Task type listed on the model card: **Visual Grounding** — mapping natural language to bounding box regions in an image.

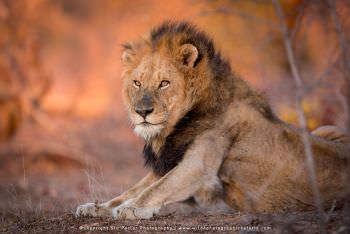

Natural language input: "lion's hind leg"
[194,177,233,214]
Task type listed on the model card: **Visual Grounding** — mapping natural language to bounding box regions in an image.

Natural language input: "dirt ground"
[1,117,350,233]
[1,203,350,233]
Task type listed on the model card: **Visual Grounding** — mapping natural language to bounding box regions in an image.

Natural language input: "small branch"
[325,200,337,222]
[272,1,327,233]
[327,0,350,72]
[4,46,27,86]
[327,0,350,133]
[305,48,340,93]
[291,0,308,43]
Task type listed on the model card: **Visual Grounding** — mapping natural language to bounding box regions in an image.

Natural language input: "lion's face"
[122,52,194,140]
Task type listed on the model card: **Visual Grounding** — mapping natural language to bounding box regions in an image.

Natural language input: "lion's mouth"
[138,121,165,126]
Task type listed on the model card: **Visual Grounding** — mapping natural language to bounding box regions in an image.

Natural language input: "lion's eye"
[133,80,141,88]
[159,80,170,89]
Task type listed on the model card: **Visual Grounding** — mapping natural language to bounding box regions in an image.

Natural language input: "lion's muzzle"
[135,94,154,119]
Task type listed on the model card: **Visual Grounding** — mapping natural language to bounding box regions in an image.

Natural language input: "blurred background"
[0,0,349,219]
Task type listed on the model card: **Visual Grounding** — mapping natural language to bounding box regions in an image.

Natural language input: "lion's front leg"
[112,132,233,219]
[75,172,158,217]
[112,168,202,219]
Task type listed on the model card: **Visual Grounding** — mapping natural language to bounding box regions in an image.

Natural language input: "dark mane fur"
[150,21,231,80]
[143,108,210,176]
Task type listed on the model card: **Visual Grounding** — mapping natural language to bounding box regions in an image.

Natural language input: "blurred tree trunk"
[0,0,51,141]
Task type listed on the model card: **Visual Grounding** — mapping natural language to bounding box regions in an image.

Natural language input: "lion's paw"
[75,202,111,217]
[112,204,160,220]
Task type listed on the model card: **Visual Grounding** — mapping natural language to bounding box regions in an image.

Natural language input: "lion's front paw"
[112,204,160,220]
[75,202,111,217]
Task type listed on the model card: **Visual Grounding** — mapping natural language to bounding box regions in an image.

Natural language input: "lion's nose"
[135,107,154,119]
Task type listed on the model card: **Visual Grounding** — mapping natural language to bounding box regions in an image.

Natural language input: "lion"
[76,21,350,219]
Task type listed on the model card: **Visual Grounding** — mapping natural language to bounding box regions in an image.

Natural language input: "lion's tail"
[312,125,348,144]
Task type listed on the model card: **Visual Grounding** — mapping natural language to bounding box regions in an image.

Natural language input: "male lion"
[76,21,350,219]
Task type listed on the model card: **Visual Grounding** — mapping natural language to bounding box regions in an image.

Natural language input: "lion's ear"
[121,43,135,65]
[177,44,198,68]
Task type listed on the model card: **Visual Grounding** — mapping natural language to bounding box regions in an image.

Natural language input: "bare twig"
[325,199,337,222]
[4,46,27,86]
[327,0,350,71]
[21,148,26,188]
[291,0,308,43]
[272,1,327,233]
[327,0,350,134]
[305,48,340,93]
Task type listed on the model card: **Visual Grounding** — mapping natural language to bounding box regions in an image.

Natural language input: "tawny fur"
[76,21,350,219]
